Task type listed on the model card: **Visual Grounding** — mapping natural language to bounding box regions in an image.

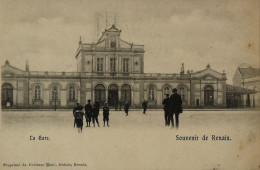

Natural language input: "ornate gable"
[1,61,25,77]
[193,64,226,80]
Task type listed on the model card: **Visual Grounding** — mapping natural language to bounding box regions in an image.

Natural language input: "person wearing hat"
[85,100,93,127]
[142,100,148,114]
[92,102,100,127]
[103,102,109,127]
[169,88,182,128]
[73,103,84,133]
[162,94,171,126]
[73,103,79,127]
[124,101,129,116]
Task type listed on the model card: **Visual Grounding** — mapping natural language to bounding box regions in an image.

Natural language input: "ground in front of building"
[1,110,260,170]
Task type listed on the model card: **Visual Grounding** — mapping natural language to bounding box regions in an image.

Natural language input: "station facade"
[2,25,229,109]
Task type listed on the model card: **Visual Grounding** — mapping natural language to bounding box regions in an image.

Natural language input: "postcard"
[1,0,259,169]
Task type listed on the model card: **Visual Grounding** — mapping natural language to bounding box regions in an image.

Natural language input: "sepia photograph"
[1,0,260,169]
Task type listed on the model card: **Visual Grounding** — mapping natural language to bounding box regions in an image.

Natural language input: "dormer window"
[110,41,116,48]
[110,36,116,48]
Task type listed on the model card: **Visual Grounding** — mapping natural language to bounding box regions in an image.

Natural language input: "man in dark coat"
[142,100,147,114]
[124,101,129,116]
[73,104,84,133]
[169,88,182,128]
[162,94,171,126]
[92,103,100,127]
[73,103,80,127]
[103,102,109,127]
[85,100,93,127]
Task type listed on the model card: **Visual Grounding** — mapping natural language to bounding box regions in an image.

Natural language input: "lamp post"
[54,89,57,111]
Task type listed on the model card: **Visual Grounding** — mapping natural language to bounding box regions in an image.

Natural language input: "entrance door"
[108,84,118,106]
[2,83,13,107]
[204,85,214,106]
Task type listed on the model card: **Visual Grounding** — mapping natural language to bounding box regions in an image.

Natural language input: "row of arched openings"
[1,83,77,107]
[1,83,214,107]
[151,85,214,106]
[95,84,131,106]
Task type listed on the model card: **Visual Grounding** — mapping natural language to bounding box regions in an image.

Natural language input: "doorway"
[204,85,214,106]
[108,84,118,106]
[2,83,13,107]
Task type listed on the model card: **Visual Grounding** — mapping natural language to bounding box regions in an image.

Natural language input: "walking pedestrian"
[103,102,109,127]
[162,94,171,126]
[142,100,147,114]
[124,101,129,116]
[92,102,100,127]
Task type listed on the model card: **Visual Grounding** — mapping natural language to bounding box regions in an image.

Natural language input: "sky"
[0,0,259,84]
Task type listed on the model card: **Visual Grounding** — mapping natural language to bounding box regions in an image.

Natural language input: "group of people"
[73,88,182,132]
[73,100,110,132]
[162,88,183,128]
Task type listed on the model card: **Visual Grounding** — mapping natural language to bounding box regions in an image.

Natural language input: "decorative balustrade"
[78,45,144,52]
[26,71,190,79]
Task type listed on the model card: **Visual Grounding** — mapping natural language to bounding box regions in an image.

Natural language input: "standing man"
[169,88,182,128]
[85,100,93,127]
[92,102,100,127]
[162,94,171,126]
[73,103,80,127]
[124,101,129,116]
[142,100,147,114]
[74,104,84,133]
[103,102,109,127]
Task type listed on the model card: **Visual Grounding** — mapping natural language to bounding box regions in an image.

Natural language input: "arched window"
[121,84,131,105]
[163,86,171,96]
[51,85,58,100]
[95,84,106,105]
[148,85,156,101]
[179,87,186,101]
[69,85,76,101]
[34,85,41,100]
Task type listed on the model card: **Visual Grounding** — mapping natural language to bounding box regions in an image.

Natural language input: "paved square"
[1,110,260,170]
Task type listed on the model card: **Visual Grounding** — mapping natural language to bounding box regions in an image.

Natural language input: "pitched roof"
[238,67,260,78]
[107,24,119,31]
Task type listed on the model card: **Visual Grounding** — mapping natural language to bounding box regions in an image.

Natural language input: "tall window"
[34,85,41,100]
[69,85,76,101]
[179,87,185,100]
[148,86,155,100]
[163,86,171,96]
[123,59,129,73]
[95,84,106,105]
[121,84,131,105]
[51,85,58,100]
[110,58,116,72]
[97,58,103,72]
[179,86,188,106]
